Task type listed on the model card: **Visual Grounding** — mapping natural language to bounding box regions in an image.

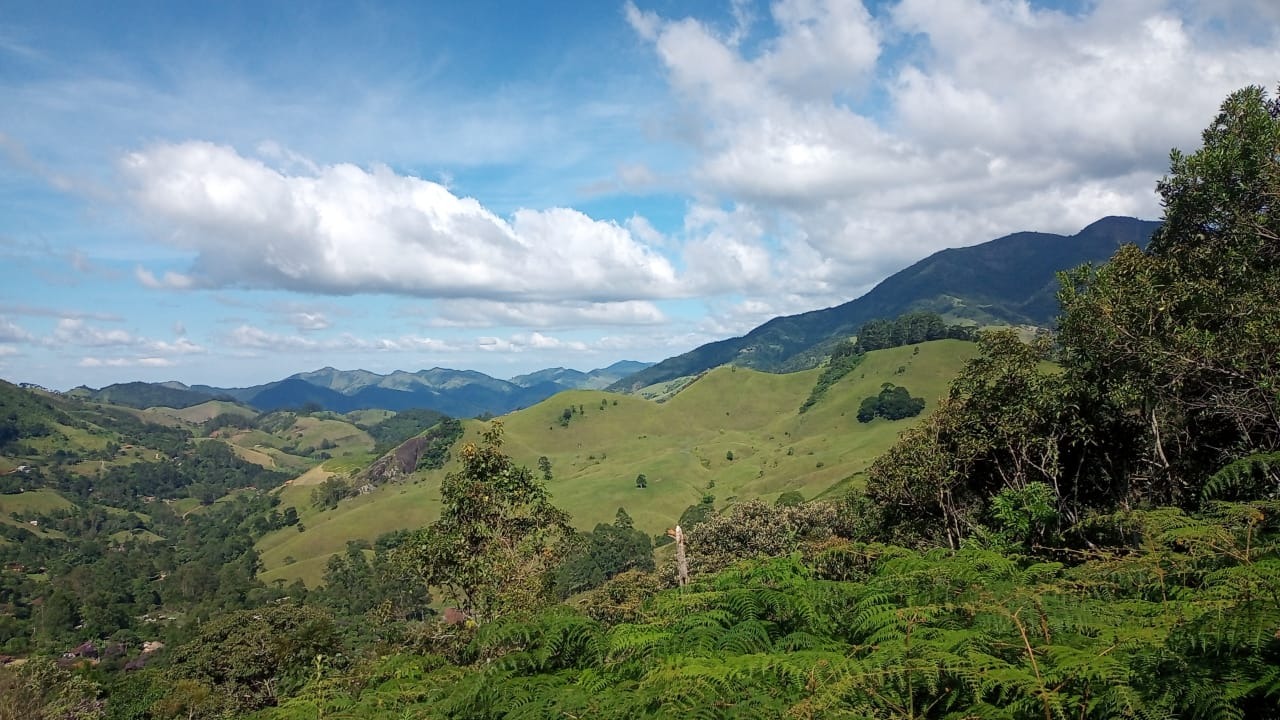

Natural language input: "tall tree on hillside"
[1058,85,1280,505]
[397,421,571,623]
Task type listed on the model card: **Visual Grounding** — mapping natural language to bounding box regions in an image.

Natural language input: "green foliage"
[634,473,647,489]
[162,602,338,716]
[1058,84,1280,506]
[552,509,654,598]
[412,417,464,471]
[364,408,449,455]
[0,657,102,720]
[774,490,804,507]
[310,476,353,511]
[678,495,716,533]
[798,339,864,413]
[395,421,571,622]
[800,312,975,414]
[255,501,1280,719]
[855,382,926,423]
[866,330,1079,547]
[987,481,1059,548]
[686,499,837,574]
[1204,451,1280,501]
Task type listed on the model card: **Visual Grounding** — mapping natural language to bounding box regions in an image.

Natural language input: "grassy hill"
[255,339,979,586]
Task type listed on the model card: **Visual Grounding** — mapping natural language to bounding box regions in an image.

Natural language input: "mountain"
[510,360,654,391]
[611,216,1161,392]
[66,381,221,409]
[180,363,651,417]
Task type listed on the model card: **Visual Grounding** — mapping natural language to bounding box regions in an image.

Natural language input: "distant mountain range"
[610,216,1161,392]
[63,216,1160,412]
[69,360,653,417]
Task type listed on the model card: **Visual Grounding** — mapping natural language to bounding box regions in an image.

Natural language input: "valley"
[253,338,978,585]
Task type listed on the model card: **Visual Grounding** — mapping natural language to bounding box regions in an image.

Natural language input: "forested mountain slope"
[611,216,1159,391]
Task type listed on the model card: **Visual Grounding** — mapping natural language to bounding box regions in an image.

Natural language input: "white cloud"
[630,0,1280,294]
[52,318,134,347]
[123,142,680,302]
[0,316,33,344]
[226,324,459,354]
[288,312,330,331]
[47,318,204,356]
[477,332,589,353]
[0,304,122,322]
[79,356,175,368]
[143,338,205,355]
[135,266,195,290]
[426,300,668,328]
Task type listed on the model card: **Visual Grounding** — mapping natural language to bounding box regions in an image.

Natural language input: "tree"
[1058,85,1280,505]
[855,383,926,423]
[309,477,350,510]
[0,658,102,720]
[866,331,1082,548]
[538,455,553,483]
[161,603,337,716]
[396,421,571,623]
[635,473,647,489]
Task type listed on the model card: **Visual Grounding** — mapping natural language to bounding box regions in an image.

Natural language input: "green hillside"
[613,216,1160,391]
[255,339,978,585]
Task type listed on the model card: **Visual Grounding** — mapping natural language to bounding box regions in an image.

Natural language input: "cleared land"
[255,340,978,585]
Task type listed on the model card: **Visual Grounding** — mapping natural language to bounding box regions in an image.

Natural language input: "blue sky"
[1,0,1277,389]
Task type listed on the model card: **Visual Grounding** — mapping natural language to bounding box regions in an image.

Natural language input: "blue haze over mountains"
[72,217,1160,416]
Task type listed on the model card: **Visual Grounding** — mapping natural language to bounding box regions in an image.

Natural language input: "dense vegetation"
[362,408,449,455]
[856,383,925,422]
[798,311,972,413]
[2,86,1278,719]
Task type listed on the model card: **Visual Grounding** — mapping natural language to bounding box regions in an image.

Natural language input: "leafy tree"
[634,473,647,489]
[310,477,351,511]
[0,657,102,720]
[866,331,1082,547]
[1058,85,1280,506]
[678,494,716,533]
[161,603,337,716]
[552,509,653,598]
[774,490,805,507]
[396,421,571,623]
[855,383,926,423]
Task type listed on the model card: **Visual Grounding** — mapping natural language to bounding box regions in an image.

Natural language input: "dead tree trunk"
[674,524,689,587]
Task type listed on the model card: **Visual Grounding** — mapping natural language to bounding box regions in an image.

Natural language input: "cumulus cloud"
[79,356,175,368]
[226,324,459,354]
[123,142,680,302]
[477,332,589,353]
[0,316,33,344]
[630,0,1280,293]
[135,266,196,290]
[47,318,204,356]
[52,318,135,347]
[288,311,330,331]
[425,299,667,328]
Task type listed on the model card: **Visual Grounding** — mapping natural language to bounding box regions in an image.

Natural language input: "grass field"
[145,400,256,424]
[0,490,75,539]
[255,340,978,585]
[0,488,76,515]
